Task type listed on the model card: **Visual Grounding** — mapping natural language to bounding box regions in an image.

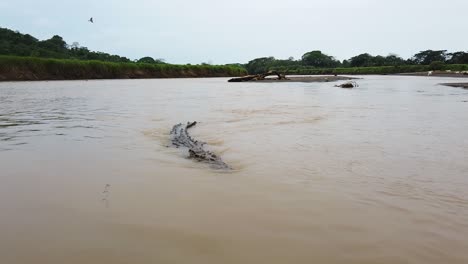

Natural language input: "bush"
[429,61,445,70]
[0,55,247,80]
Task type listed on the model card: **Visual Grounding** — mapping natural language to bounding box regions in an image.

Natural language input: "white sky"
[1,0,467,64]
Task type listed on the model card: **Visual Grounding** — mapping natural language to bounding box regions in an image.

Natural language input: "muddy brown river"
[1,76,468,264]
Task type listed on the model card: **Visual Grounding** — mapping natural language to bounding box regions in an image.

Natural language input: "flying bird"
[88,17,93,23]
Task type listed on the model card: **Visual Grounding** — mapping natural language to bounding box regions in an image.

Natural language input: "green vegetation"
[246,50,468,75]
[302,51,340,68]
[137,57,166,64]
[0,27,246,80]
[1,26,468,80]
[0,55,246,81]
[0,27,131,62]
[268,64,468,75]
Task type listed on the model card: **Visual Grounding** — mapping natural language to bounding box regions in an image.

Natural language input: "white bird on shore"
[88,17,93,23]
[427,71,433,76]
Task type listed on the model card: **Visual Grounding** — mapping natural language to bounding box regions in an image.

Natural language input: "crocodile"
[170,122,230,169]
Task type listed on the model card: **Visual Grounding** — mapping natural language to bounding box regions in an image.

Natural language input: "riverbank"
[0,55,247,81]
[271,64,468,76]
[396,71,468,78]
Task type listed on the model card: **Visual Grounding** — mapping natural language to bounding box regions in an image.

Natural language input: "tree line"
[246,50,468,74]
[2,27,467,74]
[0,27,247,80]
[0,27,165,64]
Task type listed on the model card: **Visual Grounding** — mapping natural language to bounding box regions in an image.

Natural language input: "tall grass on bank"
[270,64,468,75]
[0,55,247,81]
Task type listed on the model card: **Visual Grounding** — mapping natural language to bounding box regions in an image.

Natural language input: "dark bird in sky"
[88,17,93,23]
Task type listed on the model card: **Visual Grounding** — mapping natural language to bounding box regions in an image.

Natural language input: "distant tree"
[372,55,386,66]
[245,57,276,74]
[447,51,468,64]
[347,53,407,67]
[429,61,445,70]
[384,54,406,66]
[301,50,340,68]
[22,34,37,45]
[410,50,447,65]
[349,53,374,67]
[70,47,89,58]
[341,59,350,68]
[39,35,67,52]
[71,42,80,49]
[137,56,156,63]
[154,58,166,64]
[0,27,134,63]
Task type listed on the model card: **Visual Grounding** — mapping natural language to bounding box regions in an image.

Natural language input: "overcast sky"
[1,0,467,64]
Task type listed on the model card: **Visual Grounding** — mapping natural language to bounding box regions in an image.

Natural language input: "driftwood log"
[170,122,230,169]
[228,70,289,82]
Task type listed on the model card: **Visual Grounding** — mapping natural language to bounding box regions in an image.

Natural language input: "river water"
[1,76,468,264]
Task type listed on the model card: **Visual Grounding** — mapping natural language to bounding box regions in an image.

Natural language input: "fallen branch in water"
[228,70,289,82]
[170,122,230,169]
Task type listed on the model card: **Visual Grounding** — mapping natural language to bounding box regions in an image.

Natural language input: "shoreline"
[0,55,247,82]
[0,76,236,83]
[394,71,468,78]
